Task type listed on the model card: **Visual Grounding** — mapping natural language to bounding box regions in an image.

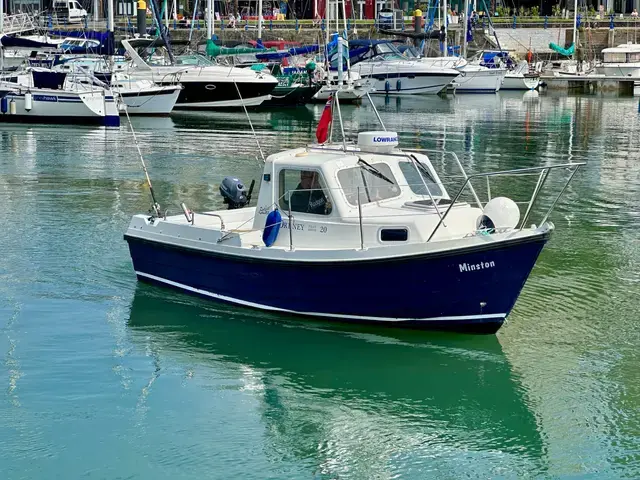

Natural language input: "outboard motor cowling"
[220,176,248,209]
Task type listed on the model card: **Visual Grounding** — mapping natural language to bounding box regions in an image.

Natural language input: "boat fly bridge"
[124,93,584,333]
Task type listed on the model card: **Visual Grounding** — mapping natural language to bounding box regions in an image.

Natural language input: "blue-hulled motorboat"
[124,95,583,333]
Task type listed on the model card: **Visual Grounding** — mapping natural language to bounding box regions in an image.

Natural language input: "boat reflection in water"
[127,286,546,476]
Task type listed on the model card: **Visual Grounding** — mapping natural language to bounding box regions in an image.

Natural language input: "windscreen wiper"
[357,158,394,185]
[410,154,434,183]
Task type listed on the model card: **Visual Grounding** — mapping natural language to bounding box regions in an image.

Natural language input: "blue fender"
[262,209,282,247]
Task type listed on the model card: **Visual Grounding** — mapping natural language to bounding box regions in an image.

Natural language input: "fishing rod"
[122,102,162,217]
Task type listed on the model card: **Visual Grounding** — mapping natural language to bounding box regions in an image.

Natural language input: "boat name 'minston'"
[373,136,398,143]
[459,261,495,272]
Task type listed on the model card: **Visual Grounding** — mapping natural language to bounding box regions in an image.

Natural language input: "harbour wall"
[115,25,637,57]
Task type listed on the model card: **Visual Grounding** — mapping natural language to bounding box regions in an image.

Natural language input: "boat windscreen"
[398,161,444,197]
[337,162,401,206]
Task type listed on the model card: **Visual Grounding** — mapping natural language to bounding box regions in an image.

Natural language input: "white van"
[52,0,88,23]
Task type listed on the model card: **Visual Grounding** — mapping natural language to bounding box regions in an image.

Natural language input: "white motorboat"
[348,40,460,95]
[123,94,583,333]
[596,43,640,77]
[0,69,119,126]
[121,38,279,109]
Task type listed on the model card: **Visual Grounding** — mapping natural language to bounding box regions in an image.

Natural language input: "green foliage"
[552,3,561,16]
[495,5,510,16]
[530,5,539,17]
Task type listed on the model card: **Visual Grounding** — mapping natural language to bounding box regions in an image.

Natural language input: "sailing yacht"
[0,68,119,126]
[121,38,278,109]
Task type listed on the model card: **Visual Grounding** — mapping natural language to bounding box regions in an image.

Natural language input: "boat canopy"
[549,42,575,57]
[0,35,60,49]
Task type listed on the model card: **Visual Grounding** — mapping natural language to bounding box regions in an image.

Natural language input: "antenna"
[122,100,162,217]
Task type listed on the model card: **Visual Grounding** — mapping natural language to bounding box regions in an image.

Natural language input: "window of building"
[279,169,333,215]
[398,160,444,197]
[337,161,401,206]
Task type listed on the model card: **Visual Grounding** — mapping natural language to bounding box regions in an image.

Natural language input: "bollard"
[174,18,177,29]
[512,15,516,28]
[137,0,147,35]
[321,18,325,31]
[576,13,581,28]
[609,14,614,29]
[196,15,200,29]
[295,18,299,31]
[414,8,423,43]
[544,15,548,28]
[347,18,351,30]
[269,18,272,30]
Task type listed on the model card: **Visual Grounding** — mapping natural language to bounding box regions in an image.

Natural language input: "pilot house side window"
[279,169,333,215]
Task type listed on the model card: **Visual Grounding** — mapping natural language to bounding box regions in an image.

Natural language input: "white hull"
[352,61,459,95]
[595,64,640,77]
[118,85,181,115]
[0,84,119,126]
[501,74,540,90]
[452,66,506,93]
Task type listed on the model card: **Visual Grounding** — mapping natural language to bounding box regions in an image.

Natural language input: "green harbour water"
[1,92,639,479]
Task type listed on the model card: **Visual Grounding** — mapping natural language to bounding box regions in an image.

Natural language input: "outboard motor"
[219,176,253,209]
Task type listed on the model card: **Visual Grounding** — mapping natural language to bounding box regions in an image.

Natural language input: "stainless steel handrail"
[426,162,585,242]
[404,148,483,209]
[519,169,549,230]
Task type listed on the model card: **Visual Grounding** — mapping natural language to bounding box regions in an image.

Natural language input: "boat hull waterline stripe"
[135,271,507,323]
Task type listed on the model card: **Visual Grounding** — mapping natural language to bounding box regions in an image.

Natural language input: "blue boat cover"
[47,30,115,55]
[255,45,319,61]
[0,35,59,49]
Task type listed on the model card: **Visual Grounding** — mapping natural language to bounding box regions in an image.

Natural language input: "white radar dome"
[476,197,520,231]
[357,131,399,153]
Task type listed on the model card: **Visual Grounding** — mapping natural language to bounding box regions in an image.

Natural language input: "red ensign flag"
[315,95,333,144]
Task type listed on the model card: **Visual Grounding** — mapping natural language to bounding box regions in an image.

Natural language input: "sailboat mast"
[207,0,212,37]
[340,0,351,77]
[258,0,263,39]
[462,0,469,59]
[108,0,114,31]
[443,0,448,56]
[0,0,4,72]
[572,0,578,47]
